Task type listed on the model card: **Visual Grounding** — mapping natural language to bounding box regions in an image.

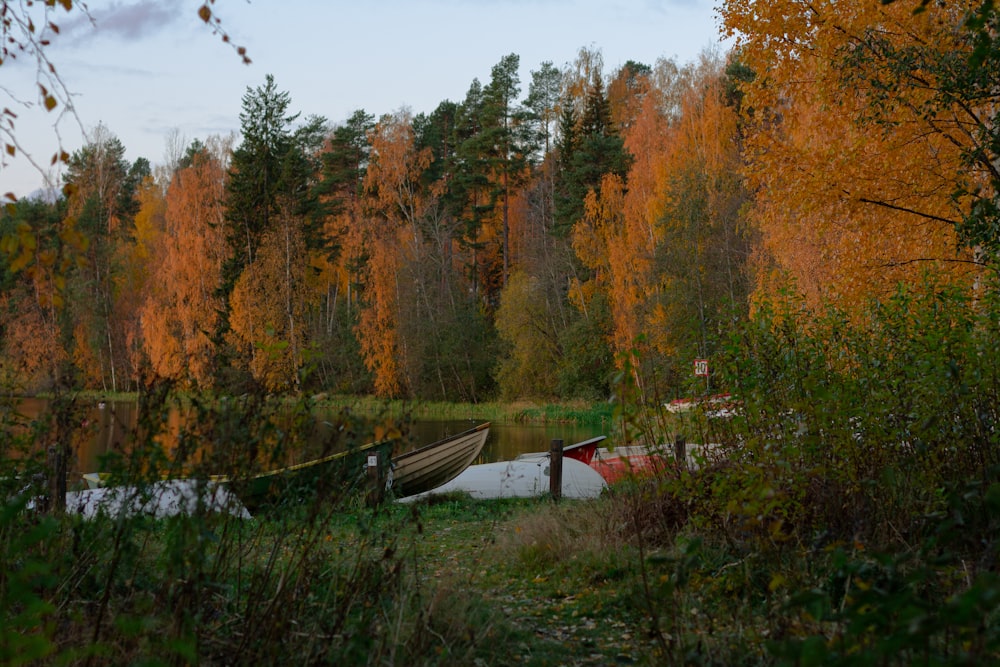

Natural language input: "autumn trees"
[14,21,992,404]
[142,138,231,388]
[719,0,988,310]
[0,50,763,402]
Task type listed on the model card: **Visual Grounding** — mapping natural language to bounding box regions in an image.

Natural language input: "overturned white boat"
[400,455,607,502]
[65,478,251,520]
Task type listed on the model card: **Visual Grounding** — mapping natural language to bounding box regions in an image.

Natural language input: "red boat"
[553,436,675,484]
[517,435,691,485]
[565,443,674,484]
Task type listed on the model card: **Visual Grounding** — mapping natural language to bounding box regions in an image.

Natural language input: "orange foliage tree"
[141,140,231,388]
[571,54,752,395]
[719,0,984,309]
[356,110,433,397]
[228,210,310,392]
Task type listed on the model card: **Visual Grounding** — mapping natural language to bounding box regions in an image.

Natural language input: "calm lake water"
[14,398,611,477]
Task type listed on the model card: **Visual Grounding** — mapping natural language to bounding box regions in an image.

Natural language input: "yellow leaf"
[44,95,57,111]
[10,251,32,273]
[198,4,212,22]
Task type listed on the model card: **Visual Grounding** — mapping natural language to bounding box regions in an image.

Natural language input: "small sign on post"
[366,451,383,507]
[694,359,709,377]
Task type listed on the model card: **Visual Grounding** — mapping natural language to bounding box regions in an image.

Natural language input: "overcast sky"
[3,0,727,199]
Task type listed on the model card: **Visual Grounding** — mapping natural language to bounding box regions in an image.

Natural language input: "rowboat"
[80,422,491,509]
[514,435,671,483]
[84,444,387,513]
[224,438,395,511]
[665,393,739,418]
[514,435,607,465]
[66,479,251,520]
[575,444,674,484]
[388,422,490,497]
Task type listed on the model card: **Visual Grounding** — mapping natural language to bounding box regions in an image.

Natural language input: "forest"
[2,2,1000,663]
[0,0,994,406]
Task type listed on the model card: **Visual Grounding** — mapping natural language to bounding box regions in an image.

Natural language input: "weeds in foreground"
[589,279,1000,665]
[0,384,511,666]
[4,279,1000,665]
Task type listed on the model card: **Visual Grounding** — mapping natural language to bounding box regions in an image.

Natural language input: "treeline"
[0,48,753,401]
[3,0,998,403]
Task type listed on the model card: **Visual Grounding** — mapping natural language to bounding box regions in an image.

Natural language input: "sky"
[2,0,728,199]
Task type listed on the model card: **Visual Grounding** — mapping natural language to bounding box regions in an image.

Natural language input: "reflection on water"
[13,398,611,476]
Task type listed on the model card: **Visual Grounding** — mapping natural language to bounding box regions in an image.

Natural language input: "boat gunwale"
[393,421,490,463]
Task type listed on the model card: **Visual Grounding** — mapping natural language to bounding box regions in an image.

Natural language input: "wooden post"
[47,445,66,513]
[673,434,687,472]
[366,451,384,507]
[549,439,563,502]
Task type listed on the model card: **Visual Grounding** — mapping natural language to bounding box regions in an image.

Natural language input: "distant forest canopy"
[1,0,996,401]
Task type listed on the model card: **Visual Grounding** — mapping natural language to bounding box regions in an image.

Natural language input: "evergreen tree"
[553,101,579,236]
[554,76,631,235]
[317,109,374,218]
[481,53,531,286]
[452,79,493,236]
[224,74,299,289]
[63,127,142,391]
[525,61,563,159]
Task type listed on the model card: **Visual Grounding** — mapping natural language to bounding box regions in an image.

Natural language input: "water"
[13,398,610,476]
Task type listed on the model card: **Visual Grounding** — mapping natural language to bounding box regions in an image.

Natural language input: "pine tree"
[554,76,632,236]
[224,74,299,290]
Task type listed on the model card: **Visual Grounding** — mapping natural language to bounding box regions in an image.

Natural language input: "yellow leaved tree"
[140,139,231,388]
[720,0,985,309]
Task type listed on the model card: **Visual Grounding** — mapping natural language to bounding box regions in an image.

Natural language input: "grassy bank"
[51,391,616,427]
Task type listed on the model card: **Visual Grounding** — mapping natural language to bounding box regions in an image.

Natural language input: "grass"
[4,439,1000,665]
[298,395,617,427]
[324,493,662,665]
[38,391,618,428]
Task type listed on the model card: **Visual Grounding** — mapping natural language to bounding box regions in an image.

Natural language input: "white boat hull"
[400,456,606,501]
[64,479,252,519]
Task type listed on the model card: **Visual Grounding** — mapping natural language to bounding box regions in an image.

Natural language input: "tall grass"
[0,382,507,666]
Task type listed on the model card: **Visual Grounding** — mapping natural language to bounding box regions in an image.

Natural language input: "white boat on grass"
[399,454,607,502]
[65,479,251,520]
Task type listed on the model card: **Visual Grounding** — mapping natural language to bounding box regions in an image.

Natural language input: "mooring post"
[674,434,687,472]
[366,451,384,506]
[47,445,66,513]
[549,438,564,502]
